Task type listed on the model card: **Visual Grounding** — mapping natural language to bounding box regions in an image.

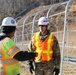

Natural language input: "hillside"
[0,0,65,24]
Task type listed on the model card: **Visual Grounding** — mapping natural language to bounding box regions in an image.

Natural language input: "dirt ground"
[20,62,76,75]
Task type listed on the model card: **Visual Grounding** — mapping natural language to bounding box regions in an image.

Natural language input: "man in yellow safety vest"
[0,17,37,75]
[28,17,61,75]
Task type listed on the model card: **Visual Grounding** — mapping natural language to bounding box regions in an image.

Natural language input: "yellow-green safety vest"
[0,37,20,75]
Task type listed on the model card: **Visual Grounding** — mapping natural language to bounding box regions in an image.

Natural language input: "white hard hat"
[38,17,49,25]
[1,17,17,26]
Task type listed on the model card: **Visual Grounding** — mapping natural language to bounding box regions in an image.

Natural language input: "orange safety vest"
[34,32,54,61]
[0,37,20,75]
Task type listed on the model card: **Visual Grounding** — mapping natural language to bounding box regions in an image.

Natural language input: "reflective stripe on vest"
[0,41,3,59]
[0,37,20,75]
[0,52,2,58]
[0,64,4,75]
[0,59,19,75]
[0,59,18,64]
[2,38,20,57]
[34,32,54,61]
[7,46,20,57]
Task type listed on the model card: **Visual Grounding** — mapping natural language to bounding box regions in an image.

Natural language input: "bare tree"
[0,0,63,24]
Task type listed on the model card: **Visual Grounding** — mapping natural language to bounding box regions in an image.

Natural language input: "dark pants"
[17,74,20,75]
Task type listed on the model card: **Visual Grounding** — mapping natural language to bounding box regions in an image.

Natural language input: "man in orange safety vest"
[28,16,61,75]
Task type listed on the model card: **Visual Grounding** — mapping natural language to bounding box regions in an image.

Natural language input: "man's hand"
[34,52,38,57]
[53,68,59,75]
[28,60,35,74]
